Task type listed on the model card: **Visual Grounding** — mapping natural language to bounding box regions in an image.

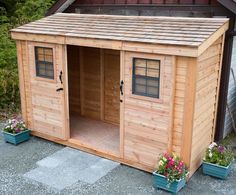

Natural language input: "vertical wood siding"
[172,57,188,155]
[67,45,81,115]
[190,36,223,174]
[104,49,120,124]
[81,47,101,119]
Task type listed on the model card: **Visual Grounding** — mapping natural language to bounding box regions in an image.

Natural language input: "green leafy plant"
[156,153,188,184]
[203,142,234,167]
[0,0,56,120]
[3,117,27,134]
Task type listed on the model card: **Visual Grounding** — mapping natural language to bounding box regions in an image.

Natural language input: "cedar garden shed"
[11,13,229,177]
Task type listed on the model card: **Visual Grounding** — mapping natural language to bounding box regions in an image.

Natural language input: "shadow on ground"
[0,123,236,195]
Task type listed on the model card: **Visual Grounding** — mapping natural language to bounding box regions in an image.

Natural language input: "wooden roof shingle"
[11,13,229,56]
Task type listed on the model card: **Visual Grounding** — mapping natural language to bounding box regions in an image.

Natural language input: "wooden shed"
[11,13,229,177]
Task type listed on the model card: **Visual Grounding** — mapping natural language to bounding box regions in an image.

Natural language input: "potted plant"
[153,153,188,194]
[202,142,234,179]
[2,118,30,145]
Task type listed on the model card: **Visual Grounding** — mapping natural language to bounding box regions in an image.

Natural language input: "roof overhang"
[11,13,229,57]
[217,0,236,15]
[46,0,76,16]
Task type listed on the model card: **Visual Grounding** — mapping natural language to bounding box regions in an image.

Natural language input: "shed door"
[27,42,68,140]
[122,52,175,168]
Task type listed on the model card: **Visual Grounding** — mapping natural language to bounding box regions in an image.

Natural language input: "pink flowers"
[3,117,27,134]
[156,152,188,183]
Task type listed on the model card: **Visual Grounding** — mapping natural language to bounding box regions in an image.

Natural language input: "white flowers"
[162,157,167,162]
[208,142,217,150]
[159,160,164,166]
[207,142,217,158]
[209,152,213,158]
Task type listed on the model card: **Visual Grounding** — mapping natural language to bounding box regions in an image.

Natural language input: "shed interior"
[67,45,120,156]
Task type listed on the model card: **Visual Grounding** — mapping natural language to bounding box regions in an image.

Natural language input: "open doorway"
[67,45,120,156]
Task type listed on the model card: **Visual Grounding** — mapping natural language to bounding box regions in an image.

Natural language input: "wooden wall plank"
[104,49,120,124]
[67,45,81,115]
[180,57,197,169]
[189,36,224,176]
[16,41,27,123]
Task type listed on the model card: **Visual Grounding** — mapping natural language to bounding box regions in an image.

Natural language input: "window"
[35,47,54,79]
[132,58,160,98]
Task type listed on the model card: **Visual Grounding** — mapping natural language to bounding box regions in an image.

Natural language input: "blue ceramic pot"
[2,130,30,145]
[202,161,232,179]
[153,172,186,194]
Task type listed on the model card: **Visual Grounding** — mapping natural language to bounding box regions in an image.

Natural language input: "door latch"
[56,87,63,92]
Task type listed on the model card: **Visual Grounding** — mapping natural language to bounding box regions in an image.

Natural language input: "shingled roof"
[11,13,228,46]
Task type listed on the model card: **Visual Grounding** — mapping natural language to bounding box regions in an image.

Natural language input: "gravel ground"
[0,123,236,195]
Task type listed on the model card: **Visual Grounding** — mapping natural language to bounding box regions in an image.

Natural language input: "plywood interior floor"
[70,115,120,156]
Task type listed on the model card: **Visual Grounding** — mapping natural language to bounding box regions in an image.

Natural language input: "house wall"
[66,0,224,17]
[224,36,236,137]
[190,36,224,175]
[73,0,217,5]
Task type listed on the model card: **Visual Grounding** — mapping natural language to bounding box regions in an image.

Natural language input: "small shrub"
[203,142,234,167]
[0,68,20,113]
[156,153,188,183]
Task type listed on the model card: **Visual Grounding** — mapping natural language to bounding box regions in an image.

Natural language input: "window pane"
[37,62,46,70]
[135,84,146,94]
[45,63,53,71]
[44,48,53,56]
[135,77,146,85]
[135,67,146,76]
[37,48,44,55]
[38,68,46,76]
[46,70,54,78]
[45,55,53,62]
[35,47,54,79]
[147,60,159,69]
[147,79,159,87]
[147,69,159,77]
[132,58,160,98]
[147,86,158,97]
[135,59,146,68]
[37,54,45,61]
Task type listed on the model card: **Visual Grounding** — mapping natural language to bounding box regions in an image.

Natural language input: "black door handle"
[56,88,63,92]
[120,80,124,95]
[59,71,63,84]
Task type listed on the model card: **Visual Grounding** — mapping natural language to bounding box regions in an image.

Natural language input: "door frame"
[120,50,125,158]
